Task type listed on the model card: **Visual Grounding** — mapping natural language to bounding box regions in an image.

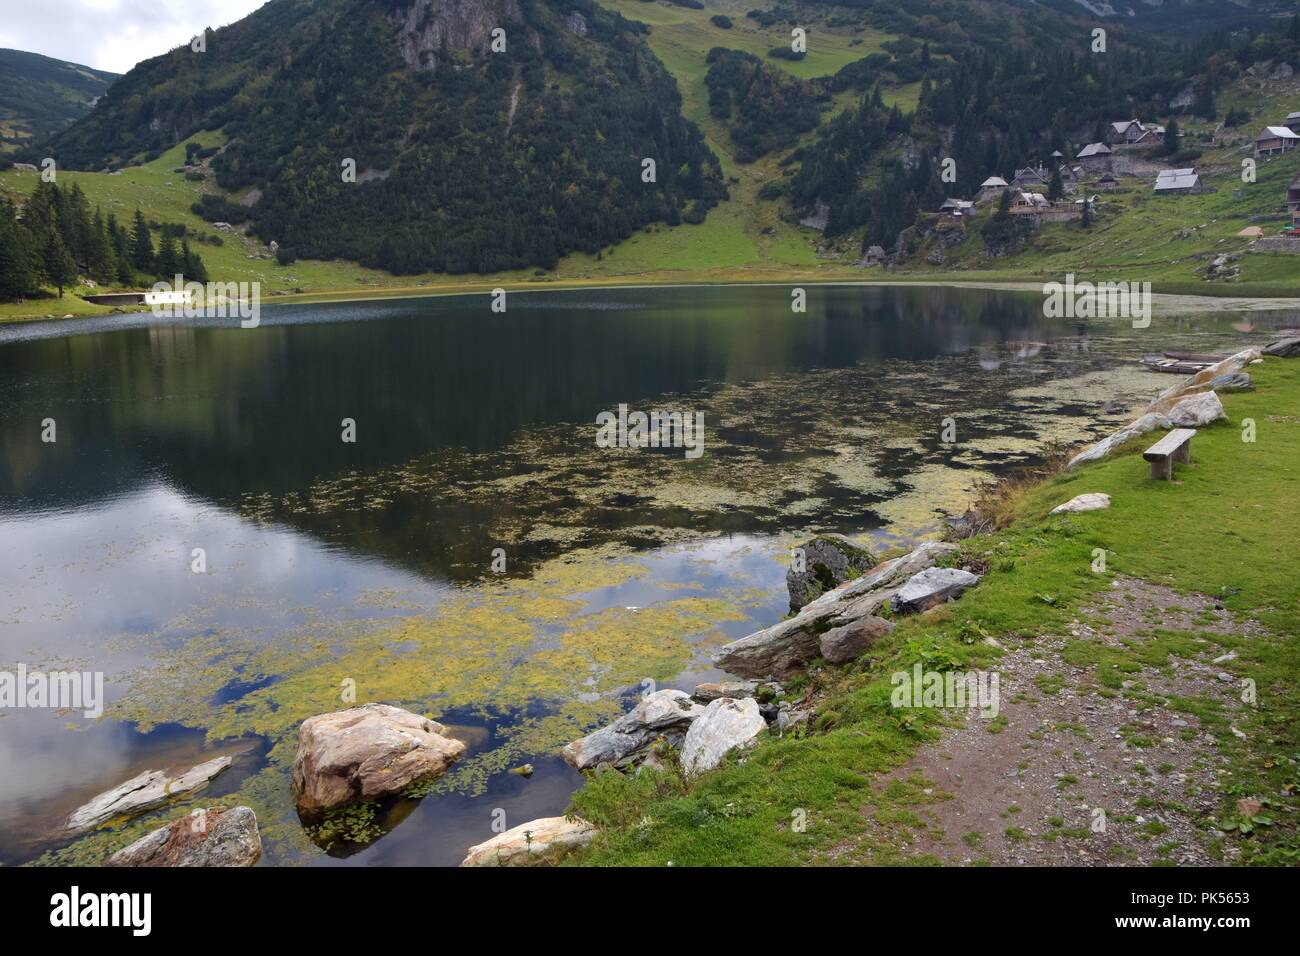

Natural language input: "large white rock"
[292,703,466,815]
[106,805,261,867]
[562,689,703,770]
[1050,492,1111,514]
[892,567,981,613]
[680,697,767,775]
[460,816,595,867]
[65,756,233,833]
[1166,390,1225,427]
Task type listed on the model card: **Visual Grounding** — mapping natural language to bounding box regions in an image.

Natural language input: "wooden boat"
[1139,354,1218,374]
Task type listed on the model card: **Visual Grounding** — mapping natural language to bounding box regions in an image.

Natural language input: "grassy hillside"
[0,49,117,154]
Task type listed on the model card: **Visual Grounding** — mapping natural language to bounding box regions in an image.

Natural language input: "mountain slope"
[0,49,117,152]
[40,0,726,274]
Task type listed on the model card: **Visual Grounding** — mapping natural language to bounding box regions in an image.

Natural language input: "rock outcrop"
[292,703,466,815]
[106,806,261,867]
[65,756,233,833]
[460,816,595,867]
[713,541,960,678]
[786,534,876,610]
[562,689,703,770]
[680,697,767,775]
[389,0,524,71]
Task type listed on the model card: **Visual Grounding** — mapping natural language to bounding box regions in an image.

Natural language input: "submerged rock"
[891,567,981,613]
[106,806,261,867]
[786,534,876,610]
[292,703,466,815]
[818,615,894,664]
[460,816,595,867]
[562,689,703,770]
[1050,492,1111,514]
[713,541,957,678]
[680,697,767,775]
[65,756,233,833]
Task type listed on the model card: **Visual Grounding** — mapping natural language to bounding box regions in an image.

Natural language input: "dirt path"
[847,576,1262,866]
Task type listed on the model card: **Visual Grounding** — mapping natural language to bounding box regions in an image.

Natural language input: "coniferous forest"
[0,182,207,301]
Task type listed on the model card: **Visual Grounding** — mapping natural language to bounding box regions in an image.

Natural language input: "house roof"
[1154,169,1199,191]
[1112,120,1139,133]
[1015,191,1050,206]
[1287,111,1300,122]
[1077,142,1112,157]
[980,176,1008,187]
[1260,126,1300,140]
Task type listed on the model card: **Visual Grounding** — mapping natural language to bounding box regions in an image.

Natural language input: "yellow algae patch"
[109,547,747,770]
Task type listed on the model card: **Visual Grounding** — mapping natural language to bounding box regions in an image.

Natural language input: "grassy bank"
[568,357,1300,866]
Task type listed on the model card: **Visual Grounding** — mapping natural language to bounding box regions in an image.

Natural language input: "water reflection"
[0,285,1290,866]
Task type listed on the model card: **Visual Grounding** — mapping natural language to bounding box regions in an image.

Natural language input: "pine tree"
[156,232,181,278]
[43,231,78,298]
[130,210,154,273]
[1047,166,1064,202]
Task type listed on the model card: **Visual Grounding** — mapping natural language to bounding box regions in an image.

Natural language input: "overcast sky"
[0,0,267,74]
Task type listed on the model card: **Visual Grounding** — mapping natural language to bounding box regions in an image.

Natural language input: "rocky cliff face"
[389,0,525,71]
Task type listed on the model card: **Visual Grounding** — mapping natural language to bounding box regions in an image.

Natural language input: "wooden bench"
[1143,428,1196,481]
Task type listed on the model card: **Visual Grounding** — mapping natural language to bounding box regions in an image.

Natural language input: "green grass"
[570,359,1300,866]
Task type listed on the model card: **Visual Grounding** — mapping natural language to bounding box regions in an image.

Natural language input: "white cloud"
[0,0,267,74]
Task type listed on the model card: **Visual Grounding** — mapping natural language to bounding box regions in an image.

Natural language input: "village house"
[976,176,1010,203]
[1096,172,1119,190]
[1110,119,1164,147]
[1011,165,1049,190]
[11,162,38,174]
[1076,142,1113,171]
[1111,120,1143,143]
[862,244,887,265]
[1287,171,1300,224]
[1286,111,1300,135]
[1154,168,1200,194]
[939,198,975,216]
[1009,191,1052,214]
[1255,125,1300,158]
[1131,125,1166,147]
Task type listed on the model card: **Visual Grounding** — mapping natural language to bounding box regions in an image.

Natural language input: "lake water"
[0,284,1291,865]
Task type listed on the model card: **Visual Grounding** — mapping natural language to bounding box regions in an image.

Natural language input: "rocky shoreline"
[58,333,1300,867]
